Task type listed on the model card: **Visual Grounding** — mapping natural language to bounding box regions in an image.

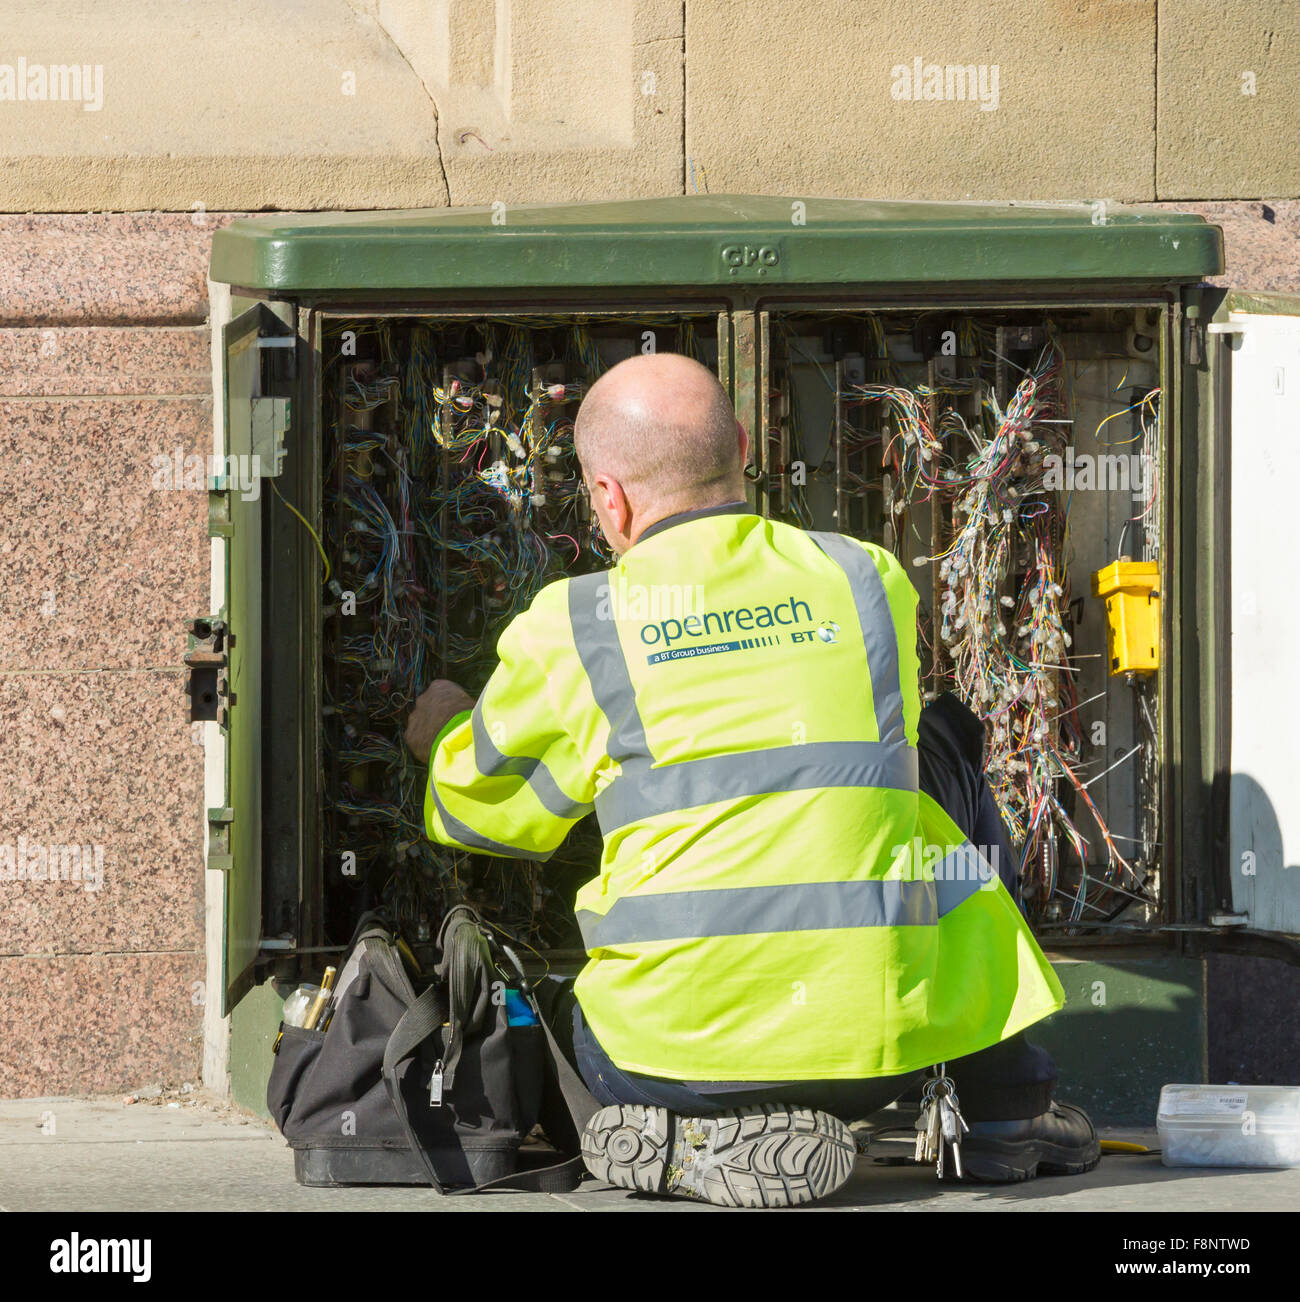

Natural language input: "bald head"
[573,354,747,550]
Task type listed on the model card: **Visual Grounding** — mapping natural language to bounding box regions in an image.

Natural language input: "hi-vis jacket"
[425,503,1064,1082]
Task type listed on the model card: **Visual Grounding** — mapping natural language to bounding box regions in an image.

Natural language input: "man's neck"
[627,497,751,549]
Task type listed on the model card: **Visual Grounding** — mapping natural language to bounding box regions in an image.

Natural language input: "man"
[405,353,1098,1207]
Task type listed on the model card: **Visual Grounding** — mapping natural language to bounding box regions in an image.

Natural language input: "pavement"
[2,1093,1297,1212]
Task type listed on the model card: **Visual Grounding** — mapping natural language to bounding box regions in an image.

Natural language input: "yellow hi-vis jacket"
[425,504,1064,1082]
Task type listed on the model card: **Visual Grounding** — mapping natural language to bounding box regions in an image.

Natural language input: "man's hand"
[405,679,476,764]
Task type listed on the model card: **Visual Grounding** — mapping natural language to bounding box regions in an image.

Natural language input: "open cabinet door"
[216,302,295,1011]
[1204,290,1300,945]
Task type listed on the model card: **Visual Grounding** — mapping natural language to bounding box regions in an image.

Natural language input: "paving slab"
[1,1097,1296,1212]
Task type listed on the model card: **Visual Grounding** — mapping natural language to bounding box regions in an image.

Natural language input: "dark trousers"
[555,695,1059,1123]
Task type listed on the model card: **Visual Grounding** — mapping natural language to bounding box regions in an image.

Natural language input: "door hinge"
[1183,313,1205,366]
[1209,911,1249,927]
[184,617,234,726]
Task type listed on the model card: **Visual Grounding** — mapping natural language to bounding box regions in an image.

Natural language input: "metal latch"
[252,330,294,478]
[184,617,233,725]
[1183,308,1205,366]
[206,806,234,873]
[251,395,290,478]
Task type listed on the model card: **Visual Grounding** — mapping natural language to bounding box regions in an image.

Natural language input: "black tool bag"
[266,905,597,1193]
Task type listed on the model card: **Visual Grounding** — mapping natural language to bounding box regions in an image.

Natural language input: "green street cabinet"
[203,196,1300,1122]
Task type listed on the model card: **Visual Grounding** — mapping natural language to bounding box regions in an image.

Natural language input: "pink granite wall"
[0,202,1293,1099]
[0,215,231,1096]
[1140,201,1300,294]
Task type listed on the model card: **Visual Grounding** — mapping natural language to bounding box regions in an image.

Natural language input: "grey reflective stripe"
[593,741,918,833]
[426,773,548,861]
[567,572,652,764]
[807,532,907,746]
[470,700,594,820]
[934,842,998,915]
[575,845,996,948]
[577,881,933,947]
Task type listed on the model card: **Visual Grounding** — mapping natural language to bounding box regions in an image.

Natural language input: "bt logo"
[791,621,839,646]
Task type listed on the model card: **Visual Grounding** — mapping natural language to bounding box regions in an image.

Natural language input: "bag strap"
[382,980,595,1195]
[530,986,601,1135]
[381,984,451,1194]
[460,1153,585,1195]
[480,922,601,1142]
[444,988,597,1196]
[383,915,603,1196]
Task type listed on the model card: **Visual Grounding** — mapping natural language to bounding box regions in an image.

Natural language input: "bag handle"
[345,907,394,955]
[436,906,493,1093]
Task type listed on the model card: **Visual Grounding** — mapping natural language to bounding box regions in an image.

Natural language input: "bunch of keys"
[912,1068,970,1179]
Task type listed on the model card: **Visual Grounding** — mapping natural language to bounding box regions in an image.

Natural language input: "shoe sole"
[582,1103,858,1208]
[959,1136,1102,1183]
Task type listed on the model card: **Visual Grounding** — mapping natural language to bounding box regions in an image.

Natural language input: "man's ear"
[592,472,631,537]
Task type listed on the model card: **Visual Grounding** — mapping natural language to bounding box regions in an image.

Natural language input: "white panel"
[1229,311,1300,934]
[202,278,232,1094]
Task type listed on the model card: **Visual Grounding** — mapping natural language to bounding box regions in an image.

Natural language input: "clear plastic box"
[1157,1084,1300,1168]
